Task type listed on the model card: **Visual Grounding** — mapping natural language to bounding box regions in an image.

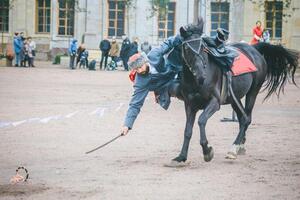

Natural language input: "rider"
[121,35,183,136]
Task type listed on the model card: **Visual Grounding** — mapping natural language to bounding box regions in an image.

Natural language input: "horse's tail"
[253,42,299,99]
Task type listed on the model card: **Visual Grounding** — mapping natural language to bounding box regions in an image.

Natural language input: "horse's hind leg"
[226,90,259,159]
[226,99,249,159]
[169,102,196,166]
[198,97,220,162]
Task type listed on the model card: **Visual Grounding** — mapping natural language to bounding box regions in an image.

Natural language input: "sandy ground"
[0,63,299,200]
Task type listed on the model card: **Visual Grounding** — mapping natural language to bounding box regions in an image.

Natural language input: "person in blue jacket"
[68,38,78,69]
[121,35,182,135]
[13,32,22,67]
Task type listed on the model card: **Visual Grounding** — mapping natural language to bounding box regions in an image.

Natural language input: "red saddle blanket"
[231,51,257,76]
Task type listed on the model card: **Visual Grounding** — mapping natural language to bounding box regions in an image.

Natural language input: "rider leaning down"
[120,34,183,136]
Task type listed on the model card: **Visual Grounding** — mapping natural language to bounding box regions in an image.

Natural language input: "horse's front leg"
[198,97,220,162]
[167,102,196,167]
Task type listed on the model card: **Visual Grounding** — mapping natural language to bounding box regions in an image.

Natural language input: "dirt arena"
[0,63,299,200]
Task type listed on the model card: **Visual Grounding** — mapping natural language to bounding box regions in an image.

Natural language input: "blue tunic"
[123,35,182,129]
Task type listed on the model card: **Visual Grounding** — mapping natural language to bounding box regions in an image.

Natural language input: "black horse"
[170,19,299,166]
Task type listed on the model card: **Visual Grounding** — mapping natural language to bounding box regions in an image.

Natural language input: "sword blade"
[85,134,123,154]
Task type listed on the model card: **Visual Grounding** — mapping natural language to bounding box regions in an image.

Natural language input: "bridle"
[181,36,207,77]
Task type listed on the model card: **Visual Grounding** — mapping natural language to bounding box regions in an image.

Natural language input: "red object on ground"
[231,51,257,76]
[129,70,137,82]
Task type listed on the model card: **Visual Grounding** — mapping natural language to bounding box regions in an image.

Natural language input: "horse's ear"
[180,26,188,38]
[196,17,204,33]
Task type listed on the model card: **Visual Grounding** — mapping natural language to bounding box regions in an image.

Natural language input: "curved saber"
[85,134,123,154]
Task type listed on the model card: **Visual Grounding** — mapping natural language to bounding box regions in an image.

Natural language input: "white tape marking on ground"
[96,108,106,118]
[89,107,103,115]
[0,122,12,128]
[115,103,124,112]
[65,111,80,118]
[27,118,41,122]
[39,115,61,124]
[12,120,27,127]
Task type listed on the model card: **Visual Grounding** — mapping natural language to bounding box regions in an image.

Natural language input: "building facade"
[0,0,299,60]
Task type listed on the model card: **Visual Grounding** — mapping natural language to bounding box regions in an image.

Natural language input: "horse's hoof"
[225,151,237,160]
[225,144,239,160]
[203,146,214,162]
[164,160,191,168]
[237,146,246,155]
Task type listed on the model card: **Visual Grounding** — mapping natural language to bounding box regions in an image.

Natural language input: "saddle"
[202,37,239,72]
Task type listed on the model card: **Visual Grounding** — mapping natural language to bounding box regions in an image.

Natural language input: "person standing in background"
[120,34,131,71]
[250,21,263,45]
[28,37,36,67]
[128,37,139,58]
[262,28,270,43]
[141,40,152,55]
[23,38,30,67]
[68,38,78,69]
[109,36,119,63]
[13,32,22,67]
[19,32,26,67]
[99,37,111,70]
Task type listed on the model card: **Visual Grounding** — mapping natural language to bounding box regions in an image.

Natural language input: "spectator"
[250,21,263,45]
[76,44,84,67]
[79,45,89,69]
[19,32,26,67]
[109,36,119,63]
[128,37,139,58]
[99,37,111,70]
[28,37,36,67]
[68,38,78,69]
[13,32,22,67]
[262,28,270,43]
[141,40,152,55]
[23,39,30,67]
[120,34,131,71]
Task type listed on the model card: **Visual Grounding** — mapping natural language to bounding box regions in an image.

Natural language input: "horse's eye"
[184,45,189,50]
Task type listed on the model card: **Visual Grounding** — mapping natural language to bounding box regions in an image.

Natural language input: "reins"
[181,37,205,77]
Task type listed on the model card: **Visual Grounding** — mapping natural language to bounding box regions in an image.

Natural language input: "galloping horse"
[171,19,299,165]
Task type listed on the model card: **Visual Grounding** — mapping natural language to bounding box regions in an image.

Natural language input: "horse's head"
[180,18,208,85]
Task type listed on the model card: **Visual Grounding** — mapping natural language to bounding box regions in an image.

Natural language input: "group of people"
[68,35,152,71]
[99,35,152,71]
[68,39,90,70]
[13,32,36,67]
[250,20,270,45]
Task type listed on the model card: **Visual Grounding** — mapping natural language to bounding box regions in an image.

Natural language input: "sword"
[85,134,123,154]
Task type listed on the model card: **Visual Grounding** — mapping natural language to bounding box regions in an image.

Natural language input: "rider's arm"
[123,83,149,130]
[160,35,182,55]
[147,35,182,71]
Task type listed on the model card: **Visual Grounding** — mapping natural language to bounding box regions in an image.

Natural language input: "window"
[36,0,51,33]
[0,0,9,32]
[210,2,229,36]
[265,1,283,39]
[58,0,74,36]
[158,2,176,39]
[107,0,125,37]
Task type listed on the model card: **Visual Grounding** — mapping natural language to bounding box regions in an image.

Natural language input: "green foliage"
[148,0,171,19]
[246,0,293,9]
[245,0,298,22]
